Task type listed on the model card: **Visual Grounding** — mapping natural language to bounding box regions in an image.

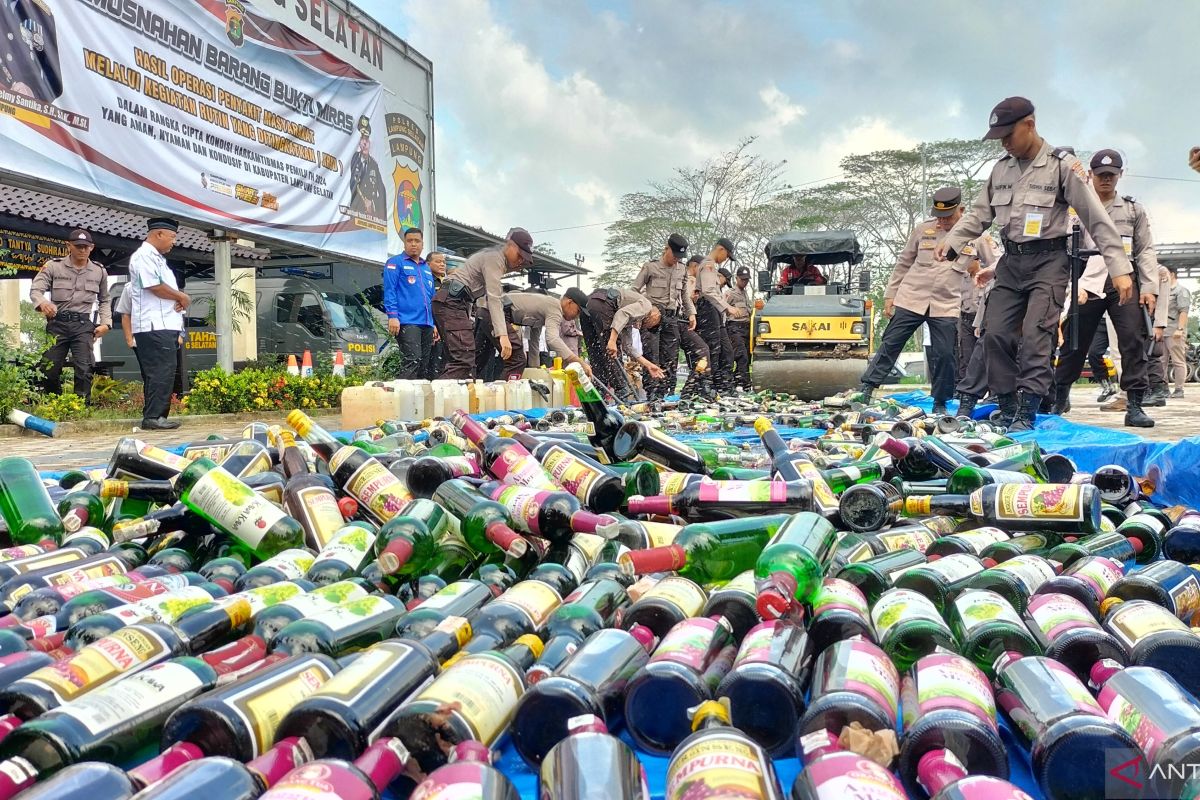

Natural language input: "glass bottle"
[403,453,483,498]
[0,458,63,546]
[271,594,409,658]
[1024,592,1127,681]
[479,481,608,545]
[894,553,985,613]
[247,579,368,647]
[257,737,411,800]
[567,362,627,460]
[619,514,790,585]
[838,482,901,533]
[395,579,495,639]
[56,489,108,535]
[790,750,907,800]
[1045,530,1142,572]
[948,589,1043,677]
[835,548,928,605]
[753,512,838,618]
[281,472,345,552]
[807,577,875,655]
[528,577,630,680]
[611,420,705,474]
[538,716,649,800]
[914,751,1036,800]
[703,570,760,642]
[926,527,1011,558]
[452,410,557,490]
[664,700,784,800]
[304,524,376,585]
[714,619,809,757]
[962,554,1060,613]
[871,588,959,672]
[105,437,192,481]
[233,549,315,592]
[620,575,708,639]
[906,483,1102,534]
[945,463,1035,494]
[0,550,138,616]
[627,481,813,523]
[432,479,529,558]
[63,584,225,652]
[374,498,452,576]
[1103,599,1200,698]
[1105,559,1200,625]
[1034,555,1124,620]
[407,740,520,800]
[980,532,1062,565]
[798,638,900,746]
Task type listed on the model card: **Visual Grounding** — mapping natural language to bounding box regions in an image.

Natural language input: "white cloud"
[758,84,806,128]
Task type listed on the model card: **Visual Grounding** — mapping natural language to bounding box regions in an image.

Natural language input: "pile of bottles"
[0,365,1198,799]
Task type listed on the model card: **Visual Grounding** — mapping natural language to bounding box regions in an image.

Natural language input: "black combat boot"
[1050,383,1072,415]
[931,400,949,416]
[1125,390,1155,428]
[857,385,875,404]
[1007,392,1043,432]
[956,393,978,419]
[1095,376,1118,403]
[993,393,1019,428]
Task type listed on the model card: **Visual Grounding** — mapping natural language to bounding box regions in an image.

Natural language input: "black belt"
[56,311,91,323]
[1001,237,1067,256]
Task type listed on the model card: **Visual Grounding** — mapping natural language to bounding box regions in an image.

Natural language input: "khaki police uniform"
[1164,279,1192,392]
[696,260,734,391]
[632,256,694,400]
[944,139,1132,399]
[581,288,652,402]
[724,281,753,389]
[29,253,109,399]
[431,245,512,379]
[504,291,580,373]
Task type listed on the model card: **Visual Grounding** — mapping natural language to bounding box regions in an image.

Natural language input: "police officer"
[956,234,996,384]
[431,228,534,379]
[937,97,1133,431]
[678,255,713,400]
[696,238,746,394]
[580,287,664,403]
[725,266,754,391]
[1047,150,1158,427]
[631,233,694,400]
[503,288,592,376]
[859,188,982,415]
[423,251,447,379]
[29,229,110,401]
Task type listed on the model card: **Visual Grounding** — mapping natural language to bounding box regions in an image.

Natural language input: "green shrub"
[0,323,43,419]
[185,367,350,415]
[32,393,88,421]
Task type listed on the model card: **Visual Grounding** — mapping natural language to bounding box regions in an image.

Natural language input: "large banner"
[0,0,431,263]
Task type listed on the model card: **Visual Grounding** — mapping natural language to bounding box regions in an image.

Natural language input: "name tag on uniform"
[961,244,976,256]
[919,240,935,250]
[1024,213,1044,238]
[1121,236,1133,256]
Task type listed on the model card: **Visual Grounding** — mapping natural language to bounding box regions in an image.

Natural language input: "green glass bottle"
[56,490,107,535]
[963,554,1060,613]
[871,587,959,671]
[375,498,451,576]
[945,464,1035,494]
[431,479,528,558]
[926,527,1010,558]
[607,462,662,498]
[904,483,1102,534]
[828,532,882,572]
[893,553,986,613]
[950,589,1043,677]
[617,513,791,584]
[1045,530,1143,572]
[567,362,627,460]
[1114,512,1166,564]
[836,548,928,605]
[0,458,64,546]
[838,482,902,533]
[753,512,839,618]
[980,532,1062,565]
[175,459,306,562]
[822,462,885,494]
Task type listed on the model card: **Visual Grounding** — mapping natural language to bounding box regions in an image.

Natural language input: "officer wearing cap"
[678,255,713,400]
[936,97,1134,431]
[128,217,189,430]
[858,188,985,414]
[696,238,746,394]
[1047,149,1160,427]
[431,228,534,379]
[499,288,592,378]
[29,228,110,402]
[580,287,664,404]
[725,265,755,391]
[631,233,695,400]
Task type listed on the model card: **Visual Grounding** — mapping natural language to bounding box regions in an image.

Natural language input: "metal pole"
[575,252,585,290]
[212,233,234,373]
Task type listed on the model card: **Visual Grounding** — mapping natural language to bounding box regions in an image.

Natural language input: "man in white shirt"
[128,217,189,429]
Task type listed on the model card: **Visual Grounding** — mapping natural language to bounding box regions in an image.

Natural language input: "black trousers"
[956,314,978,385]
[40,317,95,399]
[475,307,527,381]
[641,313,680,400]
[1087,322,1110,380]
[423,335,445,380]
[135,330,180,421]
[431,293,475,379]
[861,307,958,402]
[396,324,433,380]
[1149,336,1168,388]
[581,292,633,401]
[1054,282,1149,394]
[697,298,725,386]
[727,320,752,388]
[983,249,1069,397]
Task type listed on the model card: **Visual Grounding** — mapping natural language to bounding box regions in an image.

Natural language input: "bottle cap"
[483,522,528,559]
[915,748,968,797]
[450,741,492,764]
[628,624,657,652]
[247,736,314,788]
[1089,659,1124,687]
[200,634,268,675]
[525,664,552,684]
[338,497,359,520]
[753,417,773,435]
[981,557,998,568]
[128,742,205,789]
[1126,536,1144,555]
[687,699,732,731]
[514,634,545,659]
[353,737,411,792]
[877,436,910,459]
[619,544,687,576]
[756,572,798,620]
[904,496,933,516]
[0,715,20,746]
[378,538,414,574]
[286,410,312,437]
[1100,596,1124,616]
[626,495,673,516]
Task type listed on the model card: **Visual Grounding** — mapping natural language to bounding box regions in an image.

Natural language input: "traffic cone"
[286,354,300,376]
[332,350,346,378]
[301,350,314,378]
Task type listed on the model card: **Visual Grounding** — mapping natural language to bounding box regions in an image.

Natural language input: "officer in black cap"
[935,97,1135,431]
[696,238,745,394]
[725,265,755,390]
[631,233,694,400]
[1047,149,1160,427]
[858,188,986,415]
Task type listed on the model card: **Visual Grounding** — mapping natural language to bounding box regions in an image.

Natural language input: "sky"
[358,0,1200,281]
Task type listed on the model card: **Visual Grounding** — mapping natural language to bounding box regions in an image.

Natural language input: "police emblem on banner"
[225,0,246,47]
[392,163,423,233]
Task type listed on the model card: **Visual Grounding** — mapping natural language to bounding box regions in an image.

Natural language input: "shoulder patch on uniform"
[923,228,936,236]
[1123,195,1137,204]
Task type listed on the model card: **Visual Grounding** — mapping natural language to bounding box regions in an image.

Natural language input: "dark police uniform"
[581,288,653,403]
[631,233,693,401]
[1051,150,1159,426]
[724,267,754,390]
[697,257,735,392]
[943,97,1131,427]
[0,0,61,102]
[29,231,109,399]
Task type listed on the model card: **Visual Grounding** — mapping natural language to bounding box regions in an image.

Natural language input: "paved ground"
[5,386,1198,471]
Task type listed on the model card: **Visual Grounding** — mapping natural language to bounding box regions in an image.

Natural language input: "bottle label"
[109,586,215,626]
[186,467,289,549]
[22,626,170,704]
[417,581,475,612]
[1099,690,1169,763]
[695,480,783,503]
[313,526,376,571]
[312,595,398,634]
[414,652,525,744]
[213,581,307,629]
[51,660,205,736]
[908,652,996,729]
[793,459,838,510]
[651,616,731,672]
[440,455,480,479]
[949,527,1009,554]
[954,590,1025,633]
[490,446,557,491]
[224,658,334,756]
[665,731,776,800]
[292,485,346,549]
[62,528,109,551]
[643,576,706,618]
[1107,601,1191,651]
[490,484,546,536]
[0,545,44,563]
[923,554,985,583]
[1168,572,1200,625]
[974,484,1085,523]
[409,764,493,800]
[642,521,682,548]
[661,472,695,497]
[1125,513,1166,535]
[944,776,1036,800]
[499,581,562,628]
[812,578,869,619]
[330,450,412,523]
[276,581,368,619]
[993,555,1057,594]
[314,640,415,707]
[258,549,316,581]
[875,527,936,553]
[1027,593,1101,639]
[83,574,187,606]
[54,573,136,601]
[1066,557,1124,600]
[140,444,192,472]
[800,752,906,799]
[733,621,778,668]
[837,639,900,722]
[541,446,603,503]
[871,589,944,643]
[918,516,958,537]
[5,554,128,604]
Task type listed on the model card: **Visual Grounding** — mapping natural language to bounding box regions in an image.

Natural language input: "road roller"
[750,230,874,399]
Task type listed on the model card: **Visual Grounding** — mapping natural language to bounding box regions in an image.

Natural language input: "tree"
[597,138,791,286]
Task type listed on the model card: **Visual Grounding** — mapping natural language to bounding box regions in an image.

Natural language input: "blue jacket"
[383,254,435,327]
